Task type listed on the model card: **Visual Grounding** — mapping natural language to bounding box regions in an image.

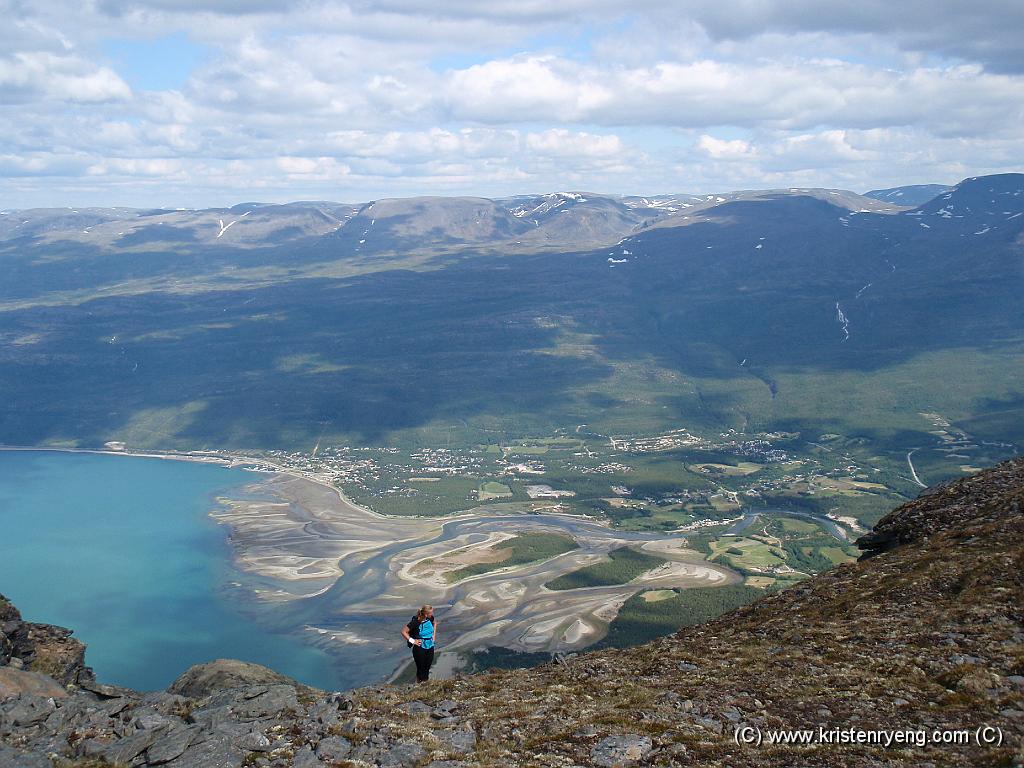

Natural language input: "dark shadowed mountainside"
[864,183,952,206]
[0,174,1021,486]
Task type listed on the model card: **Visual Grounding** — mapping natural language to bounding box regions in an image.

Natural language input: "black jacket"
[406,615,434,648]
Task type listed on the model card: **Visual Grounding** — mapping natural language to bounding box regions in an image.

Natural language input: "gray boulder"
[1,694,57,727]
[316,734,352,761]
[161,729,242,767]
[146,725,195,765]
[435,727,476,754]
[0,668,67,701]
[236,728,272,752]
[0,743,52,768]
[292,745,320,767]
[231,684,300,721]
[380,740,428,767]
[168,658,309,698]
[99,726,162,764]
[591,734,653,767]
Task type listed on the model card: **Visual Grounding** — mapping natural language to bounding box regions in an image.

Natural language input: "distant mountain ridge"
[0,183,909,254]
[864,183,952,206]
[0,179,966,265]
[0,173,1021,455]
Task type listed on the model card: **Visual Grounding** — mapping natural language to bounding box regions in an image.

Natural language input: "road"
[906,449,928,488]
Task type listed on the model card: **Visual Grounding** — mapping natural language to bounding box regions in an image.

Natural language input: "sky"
[2,0,1023,208]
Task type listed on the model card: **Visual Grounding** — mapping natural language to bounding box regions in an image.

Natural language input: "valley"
[1,174,1022,680]
[4,4,1023,762]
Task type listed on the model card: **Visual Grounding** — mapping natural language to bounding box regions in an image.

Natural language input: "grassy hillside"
[594,585,764,648]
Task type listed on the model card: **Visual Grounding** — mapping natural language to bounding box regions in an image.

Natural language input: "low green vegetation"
[595,585,764,649]
[348,477,481,516]
[764,516,858,571]
[678,529,727,556]
[459,646,554,673]
[708,536,787,571]
[783,541,840,573]
[777,517,818,534]
[447,532,578,582]
[817,545,858,565]
[478,481,512,500]
[544,546,667,590]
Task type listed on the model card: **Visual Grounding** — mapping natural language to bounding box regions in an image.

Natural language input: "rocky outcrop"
[0,668,67,700]
[856,457,1024,558]
[168,659,319,700]
[0,595,92,686]
[1,459,1022,767]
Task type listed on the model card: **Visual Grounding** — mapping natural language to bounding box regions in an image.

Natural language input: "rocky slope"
[2,459,1023,767]
[0,598,91,688]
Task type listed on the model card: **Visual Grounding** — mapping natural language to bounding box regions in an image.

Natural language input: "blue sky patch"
[103,32,207,92]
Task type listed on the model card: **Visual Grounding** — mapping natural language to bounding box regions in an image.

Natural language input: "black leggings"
[412,644,434,682]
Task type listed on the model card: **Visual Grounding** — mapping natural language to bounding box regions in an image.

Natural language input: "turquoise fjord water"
[0,450,343,691]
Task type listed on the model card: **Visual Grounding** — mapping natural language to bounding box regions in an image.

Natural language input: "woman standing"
[401,604,437,683]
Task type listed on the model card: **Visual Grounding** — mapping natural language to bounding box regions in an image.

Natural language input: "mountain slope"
[0,202,360,250]
[1,459,1021,766]
[864,184,952,206]
[0,175,1021,460]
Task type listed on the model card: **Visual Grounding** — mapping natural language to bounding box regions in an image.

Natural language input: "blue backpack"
[406,614,434,649]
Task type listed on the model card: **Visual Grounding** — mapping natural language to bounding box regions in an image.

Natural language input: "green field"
[478,481,513,500]
[777,518,819,534]
[708,536,787,571]
[611,504,696,533]
[545,546,667,590]
[346,476,482,516]
[816,546,858,565]
[447,532,579,582]
[595,585,764,649]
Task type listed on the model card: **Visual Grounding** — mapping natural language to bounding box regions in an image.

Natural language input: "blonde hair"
[417,604,433,619]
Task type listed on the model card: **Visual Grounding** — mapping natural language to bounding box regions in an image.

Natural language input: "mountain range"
[0,185,908,256]
[0,175,1021,470]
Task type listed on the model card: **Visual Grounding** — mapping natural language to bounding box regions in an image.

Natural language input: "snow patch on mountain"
[835,302,850,341]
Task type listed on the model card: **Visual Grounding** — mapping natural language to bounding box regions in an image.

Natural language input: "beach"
[207,470,738,682]
[3,444,740,682]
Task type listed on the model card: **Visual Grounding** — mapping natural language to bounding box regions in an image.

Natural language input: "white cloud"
[683,0,1024,73]
[86,158,184,176]
[0,1,1022,206]
[524,129,625,158]
[0,153,94,177]
[0,52,131,103]
[698,136,754,159]
[445,56,613,122]
[275,156,351,179]
[442,56,1024,136]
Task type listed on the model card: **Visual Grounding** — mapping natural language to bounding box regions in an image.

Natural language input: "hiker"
[401,604,437,682]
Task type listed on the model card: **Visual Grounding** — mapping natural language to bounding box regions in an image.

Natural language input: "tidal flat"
[214,473,738,684]
[0,448,739,691]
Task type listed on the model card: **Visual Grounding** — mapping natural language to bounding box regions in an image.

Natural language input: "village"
[161,423,905,534]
